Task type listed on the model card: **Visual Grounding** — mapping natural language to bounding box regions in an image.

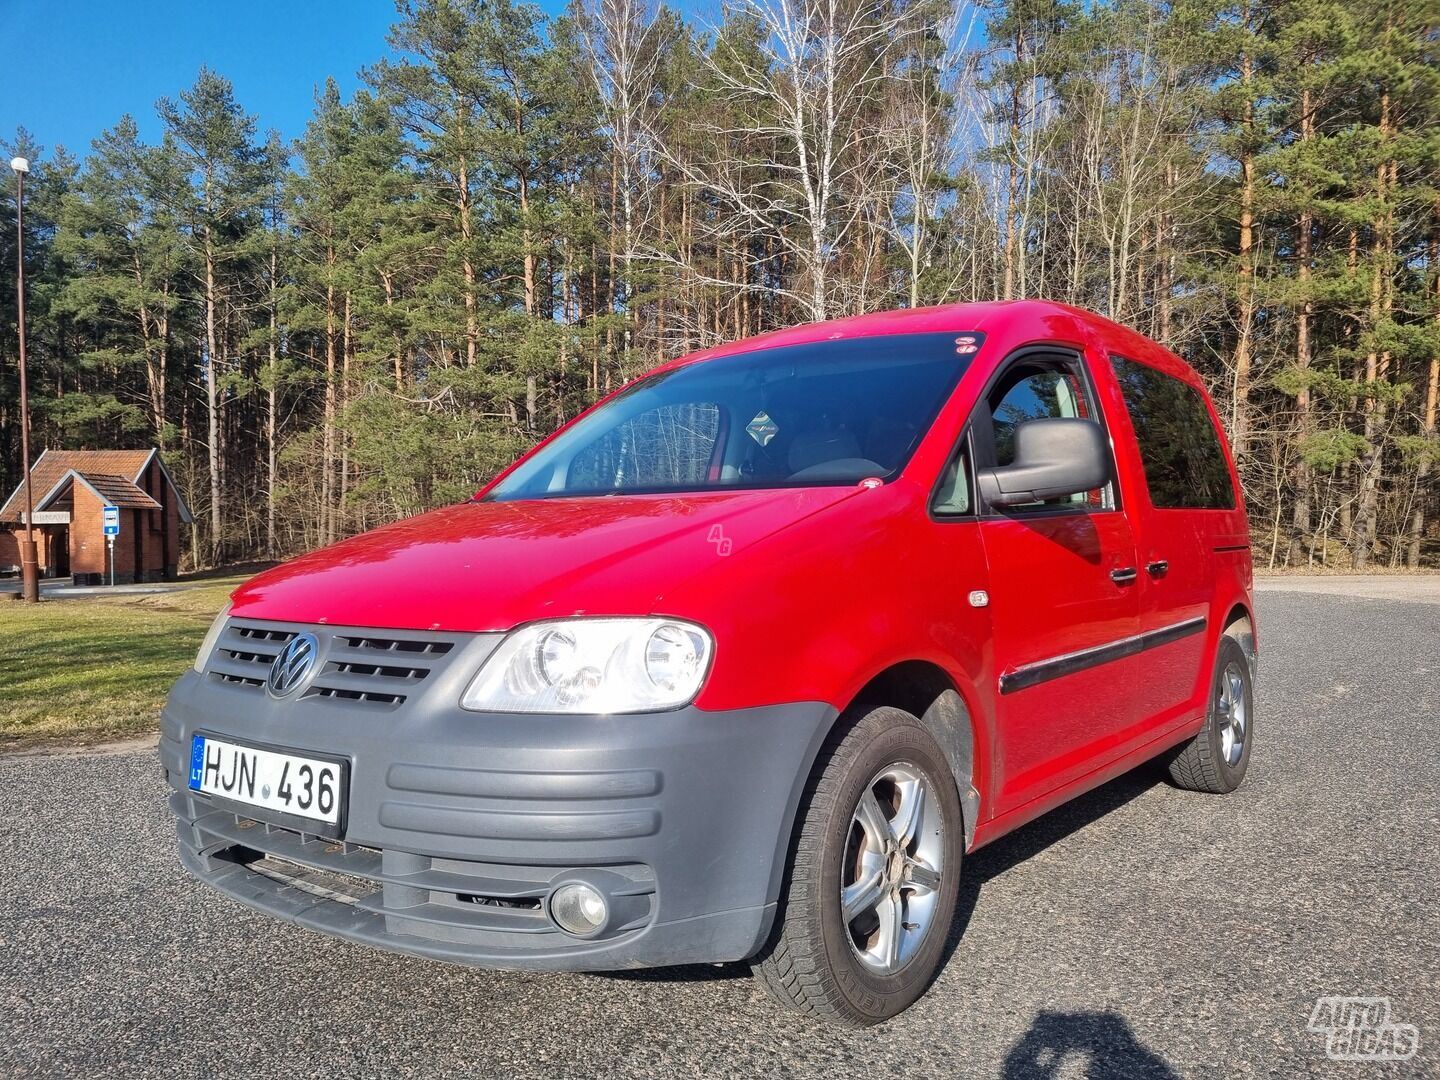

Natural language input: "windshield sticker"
[955,335,979,355]
[746,411,779,446]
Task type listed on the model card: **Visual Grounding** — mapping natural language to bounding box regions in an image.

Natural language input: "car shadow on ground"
[946,764,1180,1077]
[1000,1010,1179,1079]
[601,762,1170,989]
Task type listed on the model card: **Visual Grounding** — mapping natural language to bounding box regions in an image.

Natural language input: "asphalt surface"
[2,586,1435,1079]
[0,577,201,600]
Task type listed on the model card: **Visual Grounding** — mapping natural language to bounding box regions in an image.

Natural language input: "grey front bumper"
[161,665,834,971]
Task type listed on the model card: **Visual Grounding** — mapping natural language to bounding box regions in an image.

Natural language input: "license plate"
[188,735,345,827]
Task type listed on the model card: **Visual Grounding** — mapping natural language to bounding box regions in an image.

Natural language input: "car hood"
[228,486,866,632]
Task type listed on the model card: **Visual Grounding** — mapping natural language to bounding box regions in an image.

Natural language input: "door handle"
[1110,566,1138,585]
[1146,560,1169,577]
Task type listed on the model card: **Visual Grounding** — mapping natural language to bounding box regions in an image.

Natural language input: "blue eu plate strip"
[189,735,206,790]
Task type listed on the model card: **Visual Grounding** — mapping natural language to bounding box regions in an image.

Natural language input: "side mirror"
[977,417,1110,507]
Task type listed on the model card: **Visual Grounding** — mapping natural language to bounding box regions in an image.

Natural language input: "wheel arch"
[1220,601,1257,677]
[845,660,984,851]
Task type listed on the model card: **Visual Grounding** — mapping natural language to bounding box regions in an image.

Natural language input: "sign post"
[103,506,120,587]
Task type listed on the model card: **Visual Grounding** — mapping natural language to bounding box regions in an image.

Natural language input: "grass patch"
[0,575,250,749]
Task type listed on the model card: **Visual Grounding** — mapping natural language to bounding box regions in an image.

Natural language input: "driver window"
[986,362,1102,511]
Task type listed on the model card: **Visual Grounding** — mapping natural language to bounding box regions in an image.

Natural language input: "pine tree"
[157,69,264,564]
[54,116,190,445]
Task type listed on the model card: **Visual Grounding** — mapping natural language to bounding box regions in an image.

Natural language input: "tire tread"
[1167,635,1251,794]
[752,706,957,1025]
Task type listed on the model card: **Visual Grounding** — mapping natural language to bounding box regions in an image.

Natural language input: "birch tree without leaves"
[582,0,667,362]
[670,0,930,321]
[882,3,980,308]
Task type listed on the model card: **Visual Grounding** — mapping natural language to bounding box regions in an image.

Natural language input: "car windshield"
[484,332,980,501]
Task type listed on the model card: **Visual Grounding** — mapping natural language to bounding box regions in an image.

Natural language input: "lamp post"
[11,155,39,604]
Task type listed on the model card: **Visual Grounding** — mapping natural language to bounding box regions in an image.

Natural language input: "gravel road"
[2,585,1435,1079]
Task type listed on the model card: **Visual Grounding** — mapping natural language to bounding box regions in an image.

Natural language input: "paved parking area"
[1,586,1435,1078]
[1253,573,1440,605]
[0,577,194,599]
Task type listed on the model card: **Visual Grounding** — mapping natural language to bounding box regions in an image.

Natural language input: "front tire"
[753,705,963,1025]
[1167,634,1253,794]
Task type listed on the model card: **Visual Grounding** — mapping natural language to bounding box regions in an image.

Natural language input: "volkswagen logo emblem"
[267,632,319,699]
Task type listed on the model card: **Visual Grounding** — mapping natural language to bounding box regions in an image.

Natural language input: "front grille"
[206,620,458,708]
[339,634,452,656]
[239,852,378,904]
[209,624,295,687]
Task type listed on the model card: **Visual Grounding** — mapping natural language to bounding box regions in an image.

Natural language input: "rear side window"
[1110,356,1234,510]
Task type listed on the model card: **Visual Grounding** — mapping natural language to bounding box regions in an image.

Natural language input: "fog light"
[549,882,609,936]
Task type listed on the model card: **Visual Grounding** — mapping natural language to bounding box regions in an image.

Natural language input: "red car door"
[967,347,1147,817]
[1104,352,1241,730]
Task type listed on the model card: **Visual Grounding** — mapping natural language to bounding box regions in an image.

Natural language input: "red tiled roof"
[1,449,165,522]
[69,473,163,511]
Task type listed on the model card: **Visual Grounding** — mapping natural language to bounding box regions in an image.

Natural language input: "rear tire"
[1167,634,1253,794]
[753,705,963,1025]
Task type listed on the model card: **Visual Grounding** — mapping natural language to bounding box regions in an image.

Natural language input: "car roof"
[653,299,1201,388]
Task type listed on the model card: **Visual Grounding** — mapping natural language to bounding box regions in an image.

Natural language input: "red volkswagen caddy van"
[164,300,1255,1024]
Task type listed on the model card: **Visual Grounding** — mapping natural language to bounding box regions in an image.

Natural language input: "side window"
[932,444,971,516]
[984,360,1107,512]
[991,369,1086,466]
[1110,356,1234,510]
[567,403,721,492]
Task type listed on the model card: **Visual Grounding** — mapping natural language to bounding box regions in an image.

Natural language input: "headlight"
[192,602,233,674]
[461,617,713,714]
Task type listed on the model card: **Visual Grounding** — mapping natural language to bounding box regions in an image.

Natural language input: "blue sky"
[0,0,563,161]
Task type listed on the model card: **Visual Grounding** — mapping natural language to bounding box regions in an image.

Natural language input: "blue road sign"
[103,505,120,536]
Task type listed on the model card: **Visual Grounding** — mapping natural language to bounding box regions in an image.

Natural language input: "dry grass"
[0,575,250,749]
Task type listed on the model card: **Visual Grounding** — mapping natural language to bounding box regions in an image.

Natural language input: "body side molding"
[999,616,1207,695]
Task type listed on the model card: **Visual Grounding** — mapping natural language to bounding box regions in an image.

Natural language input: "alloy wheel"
[1216,660,1248,766]
[840,763,944,975]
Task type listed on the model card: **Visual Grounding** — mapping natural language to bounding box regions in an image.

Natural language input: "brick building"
[0,449,192,585]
